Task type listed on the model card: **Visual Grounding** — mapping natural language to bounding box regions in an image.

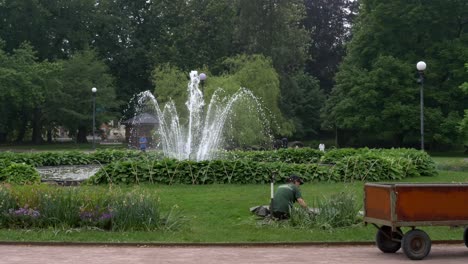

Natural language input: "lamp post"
[199,73,207,94]
[416,61,426,151]
[91,87,97,150]
[199,73,207,119]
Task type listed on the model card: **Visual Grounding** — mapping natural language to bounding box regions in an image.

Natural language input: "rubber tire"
[402,229,431,260]
[464,227,468,248]
[376,226,402,253]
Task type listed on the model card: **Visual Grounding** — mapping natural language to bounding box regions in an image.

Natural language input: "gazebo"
[121,113,160,148]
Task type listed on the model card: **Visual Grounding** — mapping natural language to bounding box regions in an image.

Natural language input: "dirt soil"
[1,244,467,264]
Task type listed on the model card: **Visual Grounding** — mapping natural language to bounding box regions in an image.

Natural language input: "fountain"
[126,71,271,161]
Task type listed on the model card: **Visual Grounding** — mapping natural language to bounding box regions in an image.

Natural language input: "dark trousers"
[272,211,290,220]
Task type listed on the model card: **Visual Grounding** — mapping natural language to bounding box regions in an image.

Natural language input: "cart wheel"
[376,226,402,253]
[402,229,431,260]
[464,227,468,248]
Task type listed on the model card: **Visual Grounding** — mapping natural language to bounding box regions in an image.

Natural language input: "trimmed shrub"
[226,148,323,163]
[86,152,430,185]
[0,148,437,185]
[86,158,338,185]
[0,163,41,184]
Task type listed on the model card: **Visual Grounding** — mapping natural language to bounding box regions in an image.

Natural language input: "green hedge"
[225,148,324,163]
[86,159,334,185]
[0,162,41,184]
[0,148,437,185]
[0,148,435,169]
[87,152,434,185]
[0,149,164,167]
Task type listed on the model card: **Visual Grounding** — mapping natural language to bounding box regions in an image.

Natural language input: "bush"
[0,185,18,226]
[274,191,361,230]
[311,192,361,229]
[86,158,337,185]
[227,148,323,163]
[0,148,437,185]
[109,189,161,231]
[87,150,433,185]
[37,187,82,228]
[0,185,184,231]
[0,150,164,167]
[0,163,41,184]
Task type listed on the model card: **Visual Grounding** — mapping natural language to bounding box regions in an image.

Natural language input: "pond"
[36,165,101,184]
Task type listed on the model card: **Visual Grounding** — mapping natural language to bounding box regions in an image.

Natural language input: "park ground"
[1,243,467,264]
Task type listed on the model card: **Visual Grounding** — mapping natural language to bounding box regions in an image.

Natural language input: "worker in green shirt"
[271,175,308,219]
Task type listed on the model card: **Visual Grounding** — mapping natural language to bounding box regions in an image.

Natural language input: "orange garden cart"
[364,183,468,260]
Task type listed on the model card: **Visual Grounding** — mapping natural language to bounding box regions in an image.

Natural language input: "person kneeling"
[271,175,307,220]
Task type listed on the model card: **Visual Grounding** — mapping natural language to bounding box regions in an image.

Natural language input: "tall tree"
[92,0,237,108]
[234,0,309,74]
[0,0,96,60]
[151,55,292,145]
[460,63,468,145]
[303,0,358,94]
[323,0,468,148]
[0,42,62,143]
[58,49,117,143]
[233,0,312,137]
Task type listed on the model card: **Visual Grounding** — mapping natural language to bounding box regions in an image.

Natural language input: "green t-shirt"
[271,183,302,213]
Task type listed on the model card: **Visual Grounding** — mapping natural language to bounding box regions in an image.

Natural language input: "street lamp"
[416,61,426,151]
[91,87,97,150]
[199,73,207,119]
[199,73,207,95]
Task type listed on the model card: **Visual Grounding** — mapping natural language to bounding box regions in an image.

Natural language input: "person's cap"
[288,175,304,185]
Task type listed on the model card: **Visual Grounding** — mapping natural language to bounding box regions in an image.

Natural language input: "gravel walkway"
[1,244,467,264]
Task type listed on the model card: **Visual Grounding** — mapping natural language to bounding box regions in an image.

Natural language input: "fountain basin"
[36,165,101,185]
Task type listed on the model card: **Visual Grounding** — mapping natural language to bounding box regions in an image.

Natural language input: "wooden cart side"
[364,183,394,222]
[395,184,468,222]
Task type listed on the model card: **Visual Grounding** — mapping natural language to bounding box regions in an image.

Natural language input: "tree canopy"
[1,0,467,150]
[323,0,468,148]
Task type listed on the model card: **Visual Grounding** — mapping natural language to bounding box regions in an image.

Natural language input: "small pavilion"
[121,113,160,148]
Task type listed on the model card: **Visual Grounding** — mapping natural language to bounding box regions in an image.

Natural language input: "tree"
[233,0,309,74]
[303,0,358,94]
[289,72,325,138]
[58,49,118,143]
[151,64,190,120]
[221,54,289,136]
[324,0,468,148]
[0,42,62,143]
[460,63,468,145]
[92,0,237,111]
[151,54,290,147]
[0,0,97,60]
[232,0,312,136]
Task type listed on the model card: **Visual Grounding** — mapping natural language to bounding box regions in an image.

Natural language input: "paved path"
[1,244,467,264]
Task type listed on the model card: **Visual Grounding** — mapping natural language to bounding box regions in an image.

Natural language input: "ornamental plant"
[6,205,41,228]
[79,206,113,230]
[0,185,184,231]
[0,163,41,184]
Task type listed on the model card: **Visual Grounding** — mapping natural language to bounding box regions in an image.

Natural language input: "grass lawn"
[431,156,467,172]
[1,170,467,243]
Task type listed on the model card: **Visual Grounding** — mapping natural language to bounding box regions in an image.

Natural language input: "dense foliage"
[0,162,41,184]
[322,0,468,148]
[0,149,163,166]
[86,148,436,185]
[0,148,437,185]
[0,185,184,231]
[0,0,466,150]
[0,0,324,144]
[288,191,361,229]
